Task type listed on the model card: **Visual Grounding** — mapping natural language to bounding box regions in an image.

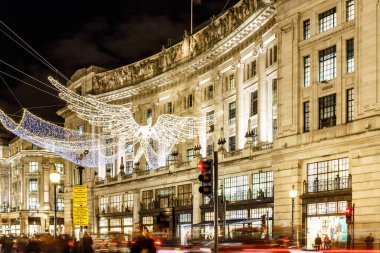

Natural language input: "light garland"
[0,77,220,169]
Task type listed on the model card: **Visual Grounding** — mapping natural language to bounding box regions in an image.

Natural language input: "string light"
[48,77,220,168]
[0,77,220,169]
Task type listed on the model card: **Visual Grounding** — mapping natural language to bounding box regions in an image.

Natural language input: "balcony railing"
[140,196,192,210]
[303,174,352,194]
[204,188,274,205]
[251,142,273,152]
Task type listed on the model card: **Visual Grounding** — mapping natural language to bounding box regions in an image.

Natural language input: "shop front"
[305,201,349,249]
[306,215,347,249]
[176,213,192,245]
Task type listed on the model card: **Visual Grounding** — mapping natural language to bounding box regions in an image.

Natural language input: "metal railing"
[140,196,193,210]
[303,174,352,193]
[204,188,274,205]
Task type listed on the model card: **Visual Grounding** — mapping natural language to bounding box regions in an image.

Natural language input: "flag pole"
[191,0,193,35]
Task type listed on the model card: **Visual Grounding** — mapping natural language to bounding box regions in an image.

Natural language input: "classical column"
[258,47,268,142]
[133,190,141,234]
[234,60,246,149]
[192,181,202,225]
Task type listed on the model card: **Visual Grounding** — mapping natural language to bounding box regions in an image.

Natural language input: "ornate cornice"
[94,1,275,103]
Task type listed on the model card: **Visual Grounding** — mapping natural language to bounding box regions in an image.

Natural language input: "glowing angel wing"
[0,108,118,167]
[48,76,140,137]
[150,113,220,146]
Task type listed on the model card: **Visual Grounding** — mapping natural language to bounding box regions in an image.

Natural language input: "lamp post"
[50,170,61,239]
[289,185,297,241]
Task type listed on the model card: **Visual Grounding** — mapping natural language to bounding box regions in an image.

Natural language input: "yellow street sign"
[73,206,88,226]
[73,185,87,206]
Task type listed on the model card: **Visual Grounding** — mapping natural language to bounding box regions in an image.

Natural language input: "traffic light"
[198,159,213,195]
[345,207,353,224]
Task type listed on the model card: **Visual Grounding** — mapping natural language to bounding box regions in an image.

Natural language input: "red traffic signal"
[345,207,353,224]
[198,159,213,195]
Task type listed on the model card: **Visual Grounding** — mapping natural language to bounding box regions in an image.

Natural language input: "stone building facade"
[55,0,379,249]
[0,138,66,235]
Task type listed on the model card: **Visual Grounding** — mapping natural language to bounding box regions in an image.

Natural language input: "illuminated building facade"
[0,138,65,235]
[50,0,380,249]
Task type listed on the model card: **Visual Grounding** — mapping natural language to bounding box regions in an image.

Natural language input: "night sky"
[0,0,239,139]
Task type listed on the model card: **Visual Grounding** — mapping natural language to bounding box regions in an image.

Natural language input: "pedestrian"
[365,233,375,249]
[81,231,94,253]
[323,234,331,250]
[130,236,156,253]
[314,234,322,250]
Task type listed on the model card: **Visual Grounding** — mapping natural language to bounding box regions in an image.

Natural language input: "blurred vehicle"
[92,232,129,253]
[185,238,213,253]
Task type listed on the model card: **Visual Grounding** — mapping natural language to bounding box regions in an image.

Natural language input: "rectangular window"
[125,161,133,174]
[55,163,64,174]
[187,94,193,108]
[319,46,336,82]
[252,171,273,199]
[142,190,153,210]
[99,196,108,213]
[57,198,64,211]
[229,74,235,90]
[303,56,311,87]
[106,163,114,177]
[124,193,134,212]
[346,89,354,122]
[307,158,349,193]
[156,186,175,208]
[224,175,248,201]
[272,79,278,106]
[226,210,248,220]
[29,196,38,210]
[179,213,192,223]
[304,101,310,132]
[207,85,214,100]
[206,110,215,133]
[346,0,354,21]
[272,118,277,140]
[29,162,38,173]
[245,60,257,80]
[178,184,192,206]
[57,181,64,193]
[346,39,354,73]
[250,91,258,117]
[319,7,336,32]
[29,179,38,192]
[166,102,173,114]
[228,101,236,126]
[319,94,336,129]
[110,195,122,213]
[303,19,310,39]
[186,149,194,162]
[229,136,236,151]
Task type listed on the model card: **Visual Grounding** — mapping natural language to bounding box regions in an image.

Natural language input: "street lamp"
[50,170,61,239]
[289,185,297,241]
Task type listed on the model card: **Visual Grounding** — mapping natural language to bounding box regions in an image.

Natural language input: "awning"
[192,221,219,227]
[231,218,262,224]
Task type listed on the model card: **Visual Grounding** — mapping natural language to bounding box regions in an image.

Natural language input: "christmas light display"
[0,77,219,169]
[48,77,219,168]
